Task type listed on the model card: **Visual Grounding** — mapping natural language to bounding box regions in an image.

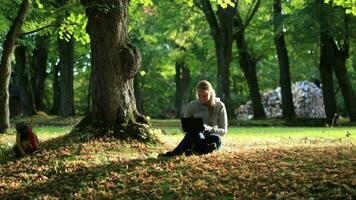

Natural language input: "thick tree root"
[72,115,160,144]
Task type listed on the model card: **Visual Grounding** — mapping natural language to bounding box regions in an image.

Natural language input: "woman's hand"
[204,124,212,132]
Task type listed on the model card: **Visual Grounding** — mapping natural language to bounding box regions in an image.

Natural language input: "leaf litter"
[0,131,355,199]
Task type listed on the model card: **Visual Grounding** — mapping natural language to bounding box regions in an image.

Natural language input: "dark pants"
[172,131,222,155]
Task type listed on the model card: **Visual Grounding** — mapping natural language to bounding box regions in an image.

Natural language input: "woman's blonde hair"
[196,80,216,116]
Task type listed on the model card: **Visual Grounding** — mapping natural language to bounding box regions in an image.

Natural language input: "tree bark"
[317,0,356,122]
[316,0,337,124]
[14,44,37,116]
[175,56,191,117]
[273,0,295,119]
[134,73,144,114]
[50,63,61,115]
[32,35,50,111]
[235,31,266,119]
[319,34,337,123]
[0,0,30,133]
[233,0,265,119]
[330,16,356,122]
[58,37,75,116]
[86,76,92,115]
[78,0,155,142]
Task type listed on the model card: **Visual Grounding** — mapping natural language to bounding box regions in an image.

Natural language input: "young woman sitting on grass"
[160,80,228,157]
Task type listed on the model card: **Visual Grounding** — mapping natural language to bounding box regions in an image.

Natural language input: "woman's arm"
[208,104,228,136]
[184,102,194,117]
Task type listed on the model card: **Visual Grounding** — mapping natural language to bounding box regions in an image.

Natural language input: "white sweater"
[184,98,228,136]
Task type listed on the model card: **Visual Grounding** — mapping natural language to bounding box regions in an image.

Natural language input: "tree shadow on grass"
[1,156,178,199]
[0,129,109,166]
[2,146,355,199]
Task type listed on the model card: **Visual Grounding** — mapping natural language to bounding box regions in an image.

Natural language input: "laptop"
[180,118,204,133]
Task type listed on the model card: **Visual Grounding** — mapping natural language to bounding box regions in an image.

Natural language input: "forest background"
[1,0,355,122]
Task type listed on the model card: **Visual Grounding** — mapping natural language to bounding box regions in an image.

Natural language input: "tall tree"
[319,35,338,122]
[194,0,236,108]
[50,63,61,114]
[32,35,50,111]
[316,0,338,123]
[0,0,31,133]
[14,43,37,115]
[78,0,155,141]
[317,0,356,122]
[329,15,356,122]
[175,56,191,117]
[273,0,295,119]
[58,37,75,116]
[234,0,266,119]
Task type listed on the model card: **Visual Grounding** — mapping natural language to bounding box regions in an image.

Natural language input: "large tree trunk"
[134,73,144,114]
[50,63,60,115]
[85,77,92,115]
[235,32,266,119]
[58,37,75,116]
[198,0,235,108]
[0,0,30,133]
[273,0,295,119]
[32,35,49,111]
[175,57,191,117]
[14,44,37,115]
[78,0,155,142]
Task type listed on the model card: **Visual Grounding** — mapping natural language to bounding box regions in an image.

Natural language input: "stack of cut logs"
[236,81,326,120]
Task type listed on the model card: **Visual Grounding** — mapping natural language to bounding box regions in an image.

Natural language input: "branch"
[20,23,57,36]
[193,0,203,10]
[199,0,221,39]
[244,0,261,29]
[233,9,244,39]
[9,0,20,6]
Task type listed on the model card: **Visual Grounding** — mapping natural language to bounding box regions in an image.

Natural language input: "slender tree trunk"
[330,16,356,122]
[58,37,75,116]
[316,0,337,124]
[236,32,266,119]
[50,63,60,114]
[175,57,191,117]
[317,0,356,122]
[273,0,295,119]
[319,34,337,123]
[332,54,356,121]
[14,44,37,115]
[78,0,155,142]
[0,0,30,133]
[233,0,265,119]
[198,0,235,108]
[32,35,49,111]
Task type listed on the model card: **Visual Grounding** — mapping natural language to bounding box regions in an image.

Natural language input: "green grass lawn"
[0,124,355,199]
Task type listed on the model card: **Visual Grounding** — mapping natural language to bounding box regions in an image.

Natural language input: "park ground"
[0,116,355,199]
